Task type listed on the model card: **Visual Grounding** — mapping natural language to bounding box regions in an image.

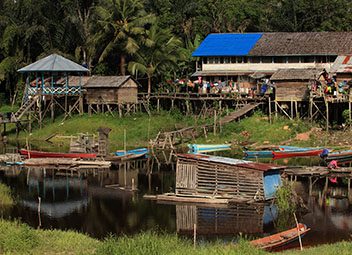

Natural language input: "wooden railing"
[27,86,82,96]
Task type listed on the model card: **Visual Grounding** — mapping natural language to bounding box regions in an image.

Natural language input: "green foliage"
[342,109,351,125]
[275,181,297,212]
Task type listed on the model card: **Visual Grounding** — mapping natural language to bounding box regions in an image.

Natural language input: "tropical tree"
[128,24,185,97]
[94,0,155,75]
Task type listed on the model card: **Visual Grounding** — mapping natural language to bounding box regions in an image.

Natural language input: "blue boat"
[188,144,231,154]
[244,146,323,159]
[115,148,148,159]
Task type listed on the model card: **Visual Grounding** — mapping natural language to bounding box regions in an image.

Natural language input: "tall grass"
[0,183,13,207]
[0,220,352,254]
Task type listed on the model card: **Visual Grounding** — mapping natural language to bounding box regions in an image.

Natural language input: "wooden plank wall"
[275,81,309,101]
[176,157,265,201]
[176,204,264,235]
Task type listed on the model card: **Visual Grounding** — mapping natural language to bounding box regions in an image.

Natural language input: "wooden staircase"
[11,95,39,122]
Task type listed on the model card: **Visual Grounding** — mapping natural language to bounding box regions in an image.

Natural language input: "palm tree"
[94,0,155,75]
[128,24,184,97]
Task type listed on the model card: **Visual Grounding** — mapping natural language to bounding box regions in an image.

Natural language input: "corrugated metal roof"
[270,68,325,81]
[177,154,285,172]
[18,54,89,73]
[192,33,263,57]
[330,56,352,73]
[84,75,135,88]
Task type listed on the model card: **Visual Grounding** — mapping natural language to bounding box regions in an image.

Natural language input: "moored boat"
[323,150,352,162]
[115,148,148,159]
[250,223,310,250]
[272,149,324,159]
[20,149,97,159]
[244,146,321,159]
[188,144,231,153]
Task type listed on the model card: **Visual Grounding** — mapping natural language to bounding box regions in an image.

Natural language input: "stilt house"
[176,154,284,202]
[84,75,139,105]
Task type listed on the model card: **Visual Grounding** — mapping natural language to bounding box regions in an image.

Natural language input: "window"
[261,57,272,63]
[224,57,230,64]
[251,57,261,63]
[328,56,337,63]
[203,57,208,64]
[273,57,286,63]
[208,57,214,64]
[302,56,315,63]
[287,56,300,63]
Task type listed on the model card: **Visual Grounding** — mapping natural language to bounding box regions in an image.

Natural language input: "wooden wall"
[275,81,309,101]
[176,157,265,201]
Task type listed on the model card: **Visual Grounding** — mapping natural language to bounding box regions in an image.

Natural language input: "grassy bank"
[0,220,351,254]
[15,111,208,151]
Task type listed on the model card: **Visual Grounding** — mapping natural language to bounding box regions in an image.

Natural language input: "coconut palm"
[94,0,155,75]
[128,24,184,97]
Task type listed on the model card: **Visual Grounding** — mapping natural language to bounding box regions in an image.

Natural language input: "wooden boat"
[114,148,148,160]
[244,146,319,159]
[250,223,310,250]
[272,149,324,159]
[20,149,97,159]
[324,150,352,162]
[188,144,231,153]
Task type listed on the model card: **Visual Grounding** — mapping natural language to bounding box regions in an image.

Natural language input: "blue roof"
[192,33,263,57]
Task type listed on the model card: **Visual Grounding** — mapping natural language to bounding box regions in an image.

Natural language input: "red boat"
[272,149,324,159]
[250,223,310,250]
[20,149,97,159]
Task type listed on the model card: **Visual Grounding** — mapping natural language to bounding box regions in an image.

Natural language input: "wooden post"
[171,99,174,110]
[293,213,303,251]
[309,98,313,122]
[118,104,122,117]
[193,223,197,248]
[349,101,351,129]
[275,100,278,118]
[295,101,299,118]
[326,102,329,131]
[308,176,312,196]
[268,96,272,124]
[213,109,217,135]
[50,97,54,122]
[79,96,84,115]
[290,99,294,119]
[157,98,160,113]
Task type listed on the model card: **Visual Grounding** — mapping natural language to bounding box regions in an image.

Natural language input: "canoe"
[244,146,320,159]
[250,223,310,250]
[114,148,148,160]
[20,149,97,159]
[244,150,274,158]
[188,144,231,153]
[324,150,352,161]
[272,149,324,159]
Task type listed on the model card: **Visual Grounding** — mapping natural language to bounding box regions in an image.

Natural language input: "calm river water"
[0,145,351,249]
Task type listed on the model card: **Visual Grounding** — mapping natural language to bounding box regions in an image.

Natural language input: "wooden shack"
[174,154,284,203]
[84,75,139,105]
[270,68,326,101]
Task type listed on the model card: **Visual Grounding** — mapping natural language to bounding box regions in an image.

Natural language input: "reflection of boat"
[114,148,148,159]
[250,223,310,250]
[188,144,231,153]
[20,149,97,159]
[272,149,324,159]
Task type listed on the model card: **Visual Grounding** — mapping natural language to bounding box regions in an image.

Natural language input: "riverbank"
[0,219,351,254]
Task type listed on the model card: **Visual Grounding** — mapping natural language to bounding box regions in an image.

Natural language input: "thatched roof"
[18,54,89,73]
[84,75,137,88]
[249,32,352,56]
[270,68,325,81]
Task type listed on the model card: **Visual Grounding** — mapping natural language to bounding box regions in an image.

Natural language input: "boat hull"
[20,149,97,159]
[250,223,310,250]
[273,149,324,159]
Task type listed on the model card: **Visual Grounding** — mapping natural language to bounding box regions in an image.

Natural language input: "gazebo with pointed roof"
[18,54,89,97]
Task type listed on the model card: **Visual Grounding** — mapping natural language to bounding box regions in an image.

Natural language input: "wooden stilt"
[274,100,278,118]
[326,102,329,131]
[268,96,272,124]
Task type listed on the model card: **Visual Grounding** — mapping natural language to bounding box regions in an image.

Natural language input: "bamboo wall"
[176,157,265,201]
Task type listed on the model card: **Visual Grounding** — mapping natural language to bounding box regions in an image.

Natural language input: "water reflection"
[0,153,352,246]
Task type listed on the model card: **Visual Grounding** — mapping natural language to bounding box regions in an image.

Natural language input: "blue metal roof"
[192,33,263,57]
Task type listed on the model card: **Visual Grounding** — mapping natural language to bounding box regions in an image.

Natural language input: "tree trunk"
[120,55,126,76]
[147,75,152,98]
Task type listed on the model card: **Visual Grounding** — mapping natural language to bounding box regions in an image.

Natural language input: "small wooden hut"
[84,75,139,105]
[175,154,284,202]
[270,68,326,101]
